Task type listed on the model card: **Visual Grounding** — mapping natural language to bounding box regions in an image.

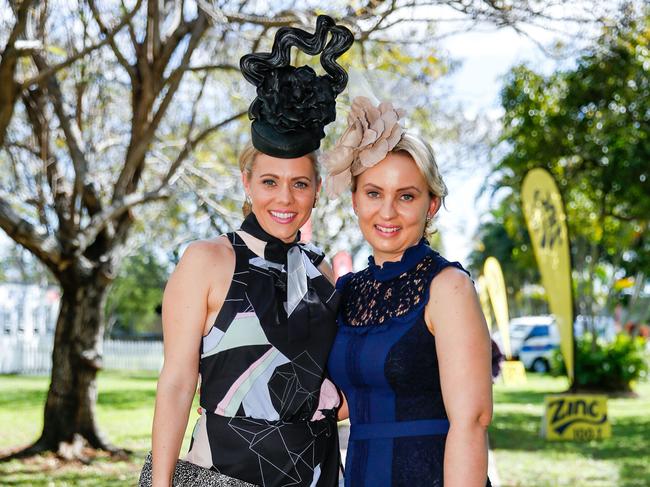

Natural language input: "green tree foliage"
[475,10,650,319]
[551,333,649,392]
[105,249,168,337]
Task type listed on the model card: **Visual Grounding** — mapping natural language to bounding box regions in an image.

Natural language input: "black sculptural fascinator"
[240,15,354,158]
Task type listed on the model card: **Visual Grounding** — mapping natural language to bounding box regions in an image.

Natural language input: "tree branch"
[113,11,209,201]
[4,0,35,47]
[87,0,143,80]
[604,209,638,223]
[119,0,140,47]
[77,187,172,256]
[156,9,196,76]
[0,0,37,146]
[145,0,162,63]
[178,172,240,224]
[196,0,299,27]
[20,1,141,89]
[186,63,240,72]
[21,86,73,235]
[162,110,247,186]
[5,140,40,158]
[0,193,62,270]
[358,0,398,41]
[31,53,92,224]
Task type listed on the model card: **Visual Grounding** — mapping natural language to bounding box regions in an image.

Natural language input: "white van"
[493,315,560,373]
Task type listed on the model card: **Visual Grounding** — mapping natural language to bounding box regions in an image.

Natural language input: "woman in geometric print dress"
[151,147,341,487]
[150,15,353,487]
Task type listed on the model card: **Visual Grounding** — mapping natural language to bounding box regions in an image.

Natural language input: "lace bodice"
[339,253,440,326]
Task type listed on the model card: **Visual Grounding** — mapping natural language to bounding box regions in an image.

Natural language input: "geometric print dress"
[184,229,341,487]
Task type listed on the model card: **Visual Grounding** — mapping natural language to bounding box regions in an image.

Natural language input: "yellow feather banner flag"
[521,168,575,381]
[483,257,511,359]
[477,276,493,331]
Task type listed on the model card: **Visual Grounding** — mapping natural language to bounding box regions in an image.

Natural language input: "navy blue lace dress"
[327,239,491,487]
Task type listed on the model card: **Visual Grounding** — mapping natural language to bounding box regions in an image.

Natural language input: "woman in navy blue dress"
[324,97,493,486]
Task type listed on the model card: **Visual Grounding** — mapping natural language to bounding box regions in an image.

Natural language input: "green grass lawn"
[0,371,648,486]
[0,370,197,486]
[490,374,650,487]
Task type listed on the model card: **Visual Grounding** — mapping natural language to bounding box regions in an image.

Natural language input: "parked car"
[493,314,619,373]
[493,315,559,373]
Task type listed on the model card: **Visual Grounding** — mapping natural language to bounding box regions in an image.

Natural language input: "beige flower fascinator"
[323,96,406,197]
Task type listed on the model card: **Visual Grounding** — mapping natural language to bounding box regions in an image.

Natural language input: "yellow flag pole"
[521,168,575,383]
[477,276,493,332]
[483,257,511,360]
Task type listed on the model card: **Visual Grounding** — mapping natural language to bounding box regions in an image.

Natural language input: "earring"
[246,193,252,206]
[426,214,433,222]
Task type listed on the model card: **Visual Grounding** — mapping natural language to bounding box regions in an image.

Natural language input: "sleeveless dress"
[327,239,491,487]
[185,229,341,487]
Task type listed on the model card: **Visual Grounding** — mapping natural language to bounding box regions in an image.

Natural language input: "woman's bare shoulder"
[180,236,233,266]
[425,266,476,332]
[168,237,234,289]
[429,265,474,299]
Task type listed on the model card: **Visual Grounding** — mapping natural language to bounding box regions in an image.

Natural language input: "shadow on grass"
[0,448,150,485]
[97,389,156,410]
[123,374,159,381]
[1,469,139,486]
[98,370,158,381]
[493,389,551,405]
[0,390,46,409]
[0,382,156,410]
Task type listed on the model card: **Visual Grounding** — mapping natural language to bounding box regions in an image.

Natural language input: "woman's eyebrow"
[396,186,422,193]
[363,183,422,193]
[258,173,312,181]
[362,183,382,190]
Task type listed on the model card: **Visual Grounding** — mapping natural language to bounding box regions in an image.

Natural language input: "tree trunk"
[20,265,122,458]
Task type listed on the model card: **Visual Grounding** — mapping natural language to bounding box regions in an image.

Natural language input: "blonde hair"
[393,133,448,202]
[238,142,321,216]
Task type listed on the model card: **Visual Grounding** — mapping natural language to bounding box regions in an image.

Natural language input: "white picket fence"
[0,335,163,375]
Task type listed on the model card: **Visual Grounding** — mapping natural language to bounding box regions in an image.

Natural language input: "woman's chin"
[261,220,302,242]
[365,231,421,258]
[365,236,400,254]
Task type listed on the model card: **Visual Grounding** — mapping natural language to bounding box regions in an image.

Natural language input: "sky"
[434,25,563,264]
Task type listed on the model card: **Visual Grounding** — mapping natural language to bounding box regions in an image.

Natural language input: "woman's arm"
[151,239,234,487]
[425,267,493,487]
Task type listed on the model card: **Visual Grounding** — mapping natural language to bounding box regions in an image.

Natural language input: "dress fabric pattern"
[328,239,491,487]
[185,230,340,487]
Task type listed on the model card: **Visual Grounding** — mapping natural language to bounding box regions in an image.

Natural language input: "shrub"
[551,333,649,392]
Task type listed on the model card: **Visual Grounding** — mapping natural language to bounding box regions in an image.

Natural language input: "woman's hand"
[336,391,349,421]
